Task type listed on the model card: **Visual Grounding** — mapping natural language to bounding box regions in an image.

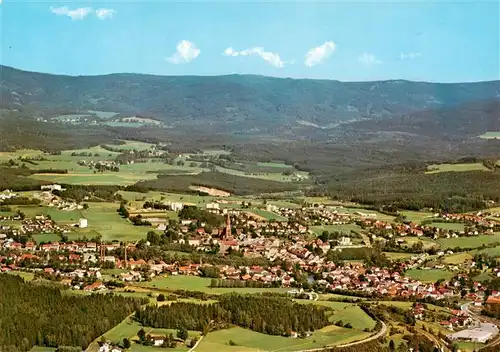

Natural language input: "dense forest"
[135,293,331,336]
[0,275,143,350]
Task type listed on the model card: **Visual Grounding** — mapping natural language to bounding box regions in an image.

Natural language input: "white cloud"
[358,53,382,66]
[167,40,201,64]
[400,52,422,60]
[50,6,93,20]
[223,47,286,68]
[95,8,116,20]
[304,41,336,67]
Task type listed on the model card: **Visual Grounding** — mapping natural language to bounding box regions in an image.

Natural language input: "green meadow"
[436,235,500,249]
[425,163,489,174]
[404,269,455,283]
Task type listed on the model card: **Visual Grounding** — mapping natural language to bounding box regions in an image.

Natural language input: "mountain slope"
[1,65,499,132]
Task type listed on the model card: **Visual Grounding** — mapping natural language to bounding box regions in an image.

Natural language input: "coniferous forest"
[0,275,143,351]
[135,293,331,336]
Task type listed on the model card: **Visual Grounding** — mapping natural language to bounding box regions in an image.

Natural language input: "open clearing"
[248,209,288,221]
[196,326,370,352]
[32,233,61,243]
[399,211,435,223]
[442,252,473,264]
[69,202,150,242]
[425,163,489,174]
[436,235,500,249]
[430,222,465,232]
[404,268,455,283]
[310,223,361,235]
[384,252,418,261]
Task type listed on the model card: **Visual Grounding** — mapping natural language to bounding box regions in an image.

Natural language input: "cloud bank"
[304,41,336,67]
[223,47,287,68]
[167,40,201,64]
[50,6,116,20]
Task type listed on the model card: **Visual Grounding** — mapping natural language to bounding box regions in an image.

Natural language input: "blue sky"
[1,1,499,82]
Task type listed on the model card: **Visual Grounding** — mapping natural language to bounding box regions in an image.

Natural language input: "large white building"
[79,218,88,228]
[449,323,499,343]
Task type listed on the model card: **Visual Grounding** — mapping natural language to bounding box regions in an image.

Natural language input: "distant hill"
[1,65,499,133]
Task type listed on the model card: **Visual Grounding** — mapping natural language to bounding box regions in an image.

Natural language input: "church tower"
[225,213,232,240]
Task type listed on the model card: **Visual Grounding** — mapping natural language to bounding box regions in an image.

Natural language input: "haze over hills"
[1,65,499,135]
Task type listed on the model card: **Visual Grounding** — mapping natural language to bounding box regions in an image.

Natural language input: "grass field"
[479,132,500,139]
[71,202,151,241]
[197,326,370,352]
[425,163,489,174]
[118,191,219,206]
[442,252,473,264]
[404,269,455,283]
[475,245,500,257]
[384,252,418,261]
[257,162,293,168]
[455,341,486,352]
[107,140,155,151]
[133,275,288,294]
[430,222,465,232]
[29,347,56,352]
[399,211,435,224]
[436,235,500,249]
[214,165,307,183]
[396,236,438,250]
[310,223,361,235]
[6,271,35,281]
[32,233,61,243]
[327,306,376,330]
[248,209,288,221]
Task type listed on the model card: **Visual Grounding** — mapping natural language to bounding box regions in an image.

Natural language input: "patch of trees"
[32,169,68,174]
[135,293,331,336]
[0,274,143,350]
[129,215,151,226]
[53,185,122,202]
[138,171,300,196]
[0,197,41,206]
[143,201,172,210]
[178,206,223,227]
[209,279,279,288]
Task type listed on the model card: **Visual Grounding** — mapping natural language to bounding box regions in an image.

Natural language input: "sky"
[0,0,499,82]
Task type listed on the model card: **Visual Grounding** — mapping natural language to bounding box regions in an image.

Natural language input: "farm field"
[436,235,500,249]
[384,252,417,261]
[105,140,155,151]
[455,341,486,352]
[396,236,438,250]
[425,163,489,174]
[257,162,293,168]
[196,326,370,352]
[474,245,500,257]
[70,202,151,241]
[430,222,465,231]
[337,207,395,222]
[442,252,473,264]
[310,223,362,235]
[133,275,289,294]
[29,347,56,352]
[399,211,435,223]
[404,268,455,283]
[7,270,35,281]
[214,165,307,183]
[248,209,288,221]
[32,233,61,243]
[479,131,500,139]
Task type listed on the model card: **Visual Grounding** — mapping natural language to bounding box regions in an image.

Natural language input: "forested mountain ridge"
[2,65,499,132]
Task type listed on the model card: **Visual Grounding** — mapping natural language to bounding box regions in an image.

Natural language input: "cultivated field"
[404,268,455,283]
[310,223,362,235]
[436,235,500,249]
[425,163,489,174]
[248,209,288,221]
[430,222,465,232]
